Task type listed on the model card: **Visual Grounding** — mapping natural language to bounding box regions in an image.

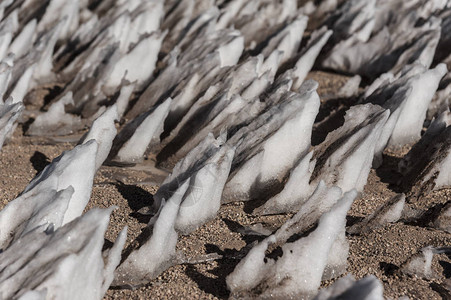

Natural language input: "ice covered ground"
[0,0,450,299]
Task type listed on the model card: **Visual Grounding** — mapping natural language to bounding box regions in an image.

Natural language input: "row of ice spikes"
[0,0,451,299]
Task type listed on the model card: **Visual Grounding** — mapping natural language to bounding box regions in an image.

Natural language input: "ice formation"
[261,15,308,65]
[399,110,451,196]
[174,143,235,234]
[103,31,165,92]
[115,82,134,119]
[337,75,362,98]
[254,151,316,215]
[314,275,384,300]
[113,133,234,285]
[429,71,451,120]
[321,0,444,78]
[156,53,274,163]
[0,97,22,151]
[113,180,189,287]
[0,187,73,250]
[222,80,320,202]
[109,98,171,164]
[400,246,435,279]
[226,190,357,298]
[0,0,450,298]
[348,194,405,234]
[323,229,350,281]
[363,63,447,152]
[0,58,12,101]
[434,201,451,233]
[22,140,98,225]
[0,208,126,300]
[152,132,227,213]
[310,104,388,193]
[79,105,118,170]
[267,182,344,243]
[290,27,333,90]
[27,92,82,136]
[127,28,245,120]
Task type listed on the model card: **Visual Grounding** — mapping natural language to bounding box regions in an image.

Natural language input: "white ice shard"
[152,132,226,213]
[322,27,390,76]
[0,0,13,21]
[127,49,214,119]
[61,41,121,116]
[102,226,127,295]
[259,182,343,237]
[0,208,126,300]
[165,132,227,183]
[215,0,246,30]
[398,109,451,196]
[291,27,333,90]
[121,0,164,50]
[254,151,316,214]
[389,17,441,74]
[314,275,384,300]
[321,1,442,78]
[22,140,98,225]
[27,92,82,136]
[104,31,166,92]
[176,53,256,108]
[226,190,357,298]
[364,72,394,99]
[217,32,244,67]
[168,93,255,160]
[337,75,361,98]
[328,0,375,42]
[8,19,37,58]
[401,246,435,279]
[0,98,22,151]
[0,12,15,62]
[9,63,35,104]
[0,57,12,101]
[160,0,195,48]
[110,97,171,164]
[157,56,267,162]
[323,228,349,280]
[434,201,451,233]
[115,82,135,118]
[157,34,245,132]
[174,144,234,234]
[127,27,242,119]
[310,104,388,192]
[37,0,79,41]
[165,73,220,135]
[0,187,73,250]
[222,80,320,202]
[261,15,308,66]
[429,70,451,120]
[388,63,447,147]
[348,194,405,234]
[60,25,119,77]
[33,18,66,82]
[113,179,189,287]
[171,6,220,51]
[146,130,234,235]
[79,105,118,170]
[224,0,298,48]
[362,63,446,165]
[260,50,282,81]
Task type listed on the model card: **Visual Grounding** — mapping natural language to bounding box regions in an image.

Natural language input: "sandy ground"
[1,71,450,299]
